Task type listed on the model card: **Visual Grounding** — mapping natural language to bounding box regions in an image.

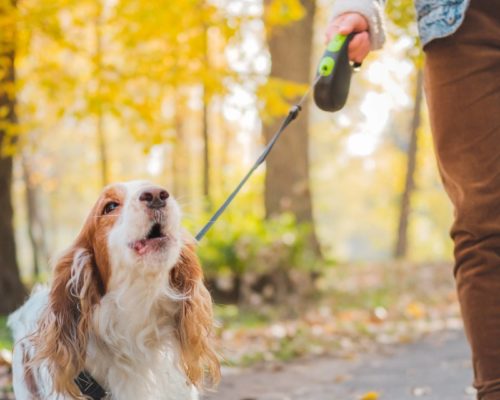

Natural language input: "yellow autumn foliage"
[257,77,308,121]
[265,0,306,26]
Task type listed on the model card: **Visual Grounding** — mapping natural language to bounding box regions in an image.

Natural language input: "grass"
[215,304,271,329]
[0,316,13,350]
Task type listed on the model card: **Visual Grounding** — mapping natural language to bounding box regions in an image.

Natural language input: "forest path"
[203,329,475,400]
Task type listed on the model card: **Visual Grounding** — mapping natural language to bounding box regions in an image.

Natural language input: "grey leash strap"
[195,78,318,242]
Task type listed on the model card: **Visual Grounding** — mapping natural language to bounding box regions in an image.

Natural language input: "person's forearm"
[331,0,386,49]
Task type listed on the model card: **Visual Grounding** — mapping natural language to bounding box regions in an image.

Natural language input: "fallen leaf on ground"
[405,302,426,319]
[360,391,380,400]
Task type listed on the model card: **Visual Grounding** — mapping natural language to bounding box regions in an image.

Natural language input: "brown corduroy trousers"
[424,1,500,399]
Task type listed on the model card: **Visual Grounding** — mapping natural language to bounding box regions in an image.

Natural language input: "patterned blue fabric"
[415,0,471,46]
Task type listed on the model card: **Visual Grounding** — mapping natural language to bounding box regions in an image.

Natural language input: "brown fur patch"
[21,344,39,399]
[170,243,220,387]
[88,184,127,291]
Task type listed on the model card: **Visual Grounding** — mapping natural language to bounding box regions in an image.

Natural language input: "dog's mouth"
[130,222,168,255]
[146,223,164,240]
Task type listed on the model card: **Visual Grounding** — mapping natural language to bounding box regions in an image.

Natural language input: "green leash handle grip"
[313,33,356,112]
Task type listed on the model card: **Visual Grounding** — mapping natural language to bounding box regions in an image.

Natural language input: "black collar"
[75,370,108,400]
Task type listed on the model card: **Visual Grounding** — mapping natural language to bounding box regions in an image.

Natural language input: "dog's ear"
[170,244,220,388]
[31,243,103,397]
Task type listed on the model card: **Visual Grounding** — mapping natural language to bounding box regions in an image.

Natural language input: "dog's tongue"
[132,239,148,255]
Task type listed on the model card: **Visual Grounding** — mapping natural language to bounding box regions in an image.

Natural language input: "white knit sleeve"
[331,0,386,50]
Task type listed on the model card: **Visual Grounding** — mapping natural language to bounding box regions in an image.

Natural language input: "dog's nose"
[139,188,169,209]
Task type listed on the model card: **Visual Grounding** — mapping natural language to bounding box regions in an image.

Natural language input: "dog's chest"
[85,341,197,400]
[86,299,195,400]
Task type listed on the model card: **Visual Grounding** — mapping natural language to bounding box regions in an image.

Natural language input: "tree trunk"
[96,109,109,187]
[263,0,321,254]
[172,90,190,201]
[22,153,49,279]
[0,0,27,314]
[201,96,210,209]
[95,0,109,187]
[394,68,424,259]
[201,17,211,210]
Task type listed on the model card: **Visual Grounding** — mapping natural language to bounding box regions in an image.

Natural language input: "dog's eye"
[103,201,120,215]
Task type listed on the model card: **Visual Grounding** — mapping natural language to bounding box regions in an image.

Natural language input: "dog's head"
[30,181,219,397]
[78,180,183,291]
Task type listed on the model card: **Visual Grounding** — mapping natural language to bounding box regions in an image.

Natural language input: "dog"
[8,181,220,399]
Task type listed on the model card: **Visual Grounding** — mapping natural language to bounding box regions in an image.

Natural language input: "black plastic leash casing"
[313,33,355,112]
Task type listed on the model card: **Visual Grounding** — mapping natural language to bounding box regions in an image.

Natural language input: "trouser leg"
[424,1,500,398]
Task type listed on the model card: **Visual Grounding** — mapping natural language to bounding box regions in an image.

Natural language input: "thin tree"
[0,0,27,314]
[172,89,191,201]
[22,153,49,278]
[94,0,109,187]
[201,16,211,210]
[394,68,423,258]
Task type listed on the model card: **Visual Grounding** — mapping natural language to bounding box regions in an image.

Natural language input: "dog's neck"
[92,263,181,353]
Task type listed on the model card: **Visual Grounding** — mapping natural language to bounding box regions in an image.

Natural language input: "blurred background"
[0,0,461,397]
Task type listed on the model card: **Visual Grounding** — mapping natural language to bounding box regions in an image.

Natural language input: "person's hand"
[325,13,371,64]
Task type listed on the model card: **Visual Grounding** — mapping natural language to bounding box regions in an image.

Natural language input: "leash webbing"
[195,78,319,242]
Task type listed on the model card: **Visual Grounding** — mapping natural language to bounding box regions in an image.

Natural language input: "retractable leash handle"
[313,33,356,112]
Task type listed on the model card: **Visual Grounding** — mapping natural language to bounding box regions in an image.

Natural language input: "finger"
[337,13,369,35]
[348,31,371,62]
[325,15,345,43]
[350,47,370,64]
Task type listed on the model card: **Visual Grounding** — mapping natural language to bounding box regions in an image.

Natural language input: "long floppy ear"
[170,244,220,388]
[30,245,103,397]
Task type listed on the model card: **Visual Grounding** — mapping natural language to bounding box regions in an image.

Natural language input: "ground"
[204,328,475,400]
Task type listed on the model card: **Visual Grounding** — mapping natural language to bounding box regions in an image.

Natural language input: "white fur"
[9,181,200,400]
[8,288,61,399]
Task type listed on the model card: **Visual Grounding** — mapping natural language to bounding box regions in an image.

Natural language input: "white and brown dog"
[8,181,220,399]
